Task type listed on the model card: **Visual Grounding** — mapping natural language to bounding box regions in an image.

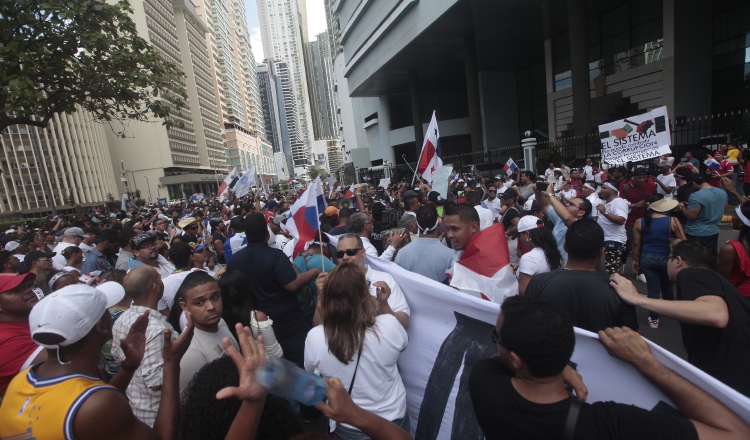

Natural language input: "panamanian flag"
[447,223,519,304]
[704,155,721,172]
[417,111,442,184]
[284,176,327,257]
[503,158,518,176]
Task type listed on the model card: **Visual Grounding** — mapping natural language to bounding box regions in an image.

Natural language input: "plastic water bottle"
[255,357,327,405]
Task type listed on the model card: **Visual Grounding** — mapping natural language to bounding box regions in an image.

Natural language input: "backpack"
[293,253,317,327]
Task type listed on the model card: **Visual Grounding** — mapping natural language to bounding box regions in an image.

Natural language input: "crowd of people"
[1,142,750,439]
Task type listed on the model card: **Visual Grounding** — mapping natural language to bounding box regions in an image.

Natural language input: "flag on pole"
[447,224,518,303]
[232,166,257,198]
[218,167,240,202]
[503,158,518,176]
[417,111,442,184]
[704,155,721,172]
[284,176,327,257]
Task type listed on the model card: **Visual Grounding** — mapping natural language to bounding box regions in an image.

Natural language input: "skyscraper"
[309,31,339,140]
[256,0,315,172]
[106,0,227,200]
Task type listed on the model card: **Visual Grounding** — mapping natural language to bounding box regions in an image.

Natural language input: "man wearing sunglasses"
[470,295,750,440]
[0,273,45,395]
[534,182,592,265]
[127,234,175,279]
[330,233,409,330]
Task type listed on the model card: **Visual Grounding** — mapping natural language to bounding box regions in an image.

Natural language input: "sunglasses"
[186,225,198,230]
[488,190,497,193]
[491,328,511,350]
[336,248,362,258]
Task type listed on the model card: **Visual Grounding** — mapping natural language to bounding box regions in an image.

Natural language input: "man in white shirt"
[51,227,87,270]
[655,161,676,199]
[78,229,98,253]
[349,212,378,257]
[596,181,629,275]
[544,163,556,183]
[176,271,238,395]
[581,182,601,221]
[583,157,594,181]
[482,183,503,220]
[466,190,494,230]
[334,233,410,329]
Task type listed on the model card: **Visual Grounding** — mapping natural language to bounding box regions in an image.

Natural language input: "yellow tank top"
[0,364,116,440]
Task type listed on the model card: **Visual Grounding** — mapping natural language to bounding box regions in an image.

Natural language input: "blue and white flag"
[232,166,257,199]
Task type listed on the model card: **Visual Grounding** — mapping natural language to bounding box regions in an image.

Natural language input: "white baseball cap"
[5,241,20,252]
[517,215,544,233]
[29,285,107,348]
[96,281,126,308]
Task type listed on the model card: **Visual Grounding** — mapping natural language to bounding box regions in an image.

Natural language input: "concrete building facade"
[331,0,750,170]
[0,108,119,216]
[256,0,316,170]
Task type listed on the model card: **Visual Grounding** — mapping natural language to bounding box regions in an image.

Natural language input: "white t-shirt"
[597,197,629,243]
[586,193,602,219]
[544,168,556,182]
[483,198,502,220]
[365,266,410,316]
[361,237,378,258]
[474,205,494,231]
[267,225,277,249]
[52,242,76,270]
[179,319,238,395]
[656,173,676,198]
[304,314,408,428]
[560,189,577,201]
[517,247,551,278]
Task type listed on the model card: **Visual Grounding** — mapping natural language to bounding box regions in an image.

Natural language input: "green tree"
[0,0,187,134]
[307,165,329,181]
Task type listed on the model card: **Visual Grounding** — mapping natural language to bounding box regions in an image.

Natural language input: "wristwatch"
[120,356,140,372]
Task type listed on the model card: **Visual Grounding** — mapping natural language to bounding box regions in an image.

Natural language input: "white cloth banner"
[365,257,750,439]
[432,165,454,199]
[600,106,672,164]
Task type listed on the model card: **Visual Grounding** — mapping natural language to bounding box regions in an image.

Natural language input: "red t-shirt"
[0,322,40,394]
[619,178,657,226]
[726,241,750,298]
[568,179,583,197]
[709,160,734,187]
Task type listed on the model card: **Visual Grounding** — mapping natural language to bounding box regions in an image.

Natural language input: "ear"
[179,300,188,312]
[509,351,524,371]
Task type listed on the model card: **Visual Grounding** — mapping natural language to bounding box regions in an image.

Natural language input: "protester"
[226,212,320,368]
[51,227,87,269]
[708,150,736,205]
[223,215,247,264]
[217,270,283,358]
[112,266,180,426]
[597,181,629,274]
[443,202,480,254]
[294,234,336,297]
[465,190,493,230]
[115,227,137,271]
[24,250,55,295]
[469,295,750,439]
[535,183,592,265]
[514,216,562,295]
[99,271,130,382]
[655,160,676,198]
[631,195,686,328]
[395,205,455,283]
[128,233,176,278]
[210,218,227,264]
[349,212,378,258]
[499,189,521,262]
[329,233,410,329]
[482,183,503,221]
[305,263,409,438]
[175,271,239,395]
[47,270,78,292]
[681,173,727,252]
[524,219,638,332]
[158,242,202,316]
[329,207,353,235]
[78,228,98,253]
[719,200,750,298]
[0,273,44,395]
[80,229,119,274]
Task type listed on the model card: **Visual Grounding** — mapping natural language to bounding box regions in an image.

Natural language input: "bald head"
[123,266,161,300]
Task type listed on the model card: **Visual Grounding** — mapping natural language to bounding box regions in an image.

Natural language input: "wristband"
[120,356,141,372]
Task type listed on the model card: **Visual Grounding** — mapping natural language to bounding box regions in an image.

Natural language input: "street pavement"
[617,220,737,361]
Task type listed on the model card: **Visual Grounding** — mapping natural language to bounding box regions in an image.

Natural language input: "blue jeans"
[639,253,674,320]
[333,412,410,439]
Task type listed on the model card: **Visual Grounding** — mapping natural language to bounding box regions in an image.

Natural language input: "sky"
[244,0,328,64]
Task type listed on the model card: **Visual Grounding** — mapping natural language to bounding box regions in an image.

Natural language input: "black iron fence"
[391,109,749,181]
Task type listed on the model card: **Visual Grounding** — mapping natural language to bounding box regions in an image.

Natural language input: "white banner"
[600,106,671,164]
[365,257,750,439]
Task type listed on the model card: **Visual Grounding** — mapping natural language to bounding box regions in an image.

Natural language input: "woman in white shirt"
[305,263,409,439]
[514,216,563,295]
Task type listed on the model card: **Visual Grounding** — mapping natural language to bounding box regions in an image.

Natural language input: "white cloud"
[307,0,327,40]
[250,27,265,64]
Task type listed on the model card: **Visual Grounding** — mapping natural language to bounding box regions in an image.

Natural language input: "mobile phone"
[536,182,548,191]
[681,157,687,162]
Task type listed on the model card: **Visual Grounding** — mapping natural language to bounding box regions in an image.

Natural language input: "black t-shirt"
[328,224,350,235]
[371,223,385,255]
[676,267,750,397]
[226,242,299,322]
[502,206,521,239]
[524,270,639,333]
[212,231,227,264]
[469,358,698,440]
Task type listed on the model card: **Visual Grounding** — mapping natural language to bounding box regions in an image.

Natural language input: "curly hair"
[179,357,302,440]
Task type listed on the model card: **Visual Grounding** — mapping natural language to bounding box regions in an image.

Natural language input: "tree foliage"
[0,0,187,134]
[307,165,329,181]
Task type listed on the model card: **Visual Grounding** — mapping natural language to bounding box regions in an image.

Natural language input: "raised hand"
[162,312,194,365]
[120,311,149,368]
[216,323,267,402]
